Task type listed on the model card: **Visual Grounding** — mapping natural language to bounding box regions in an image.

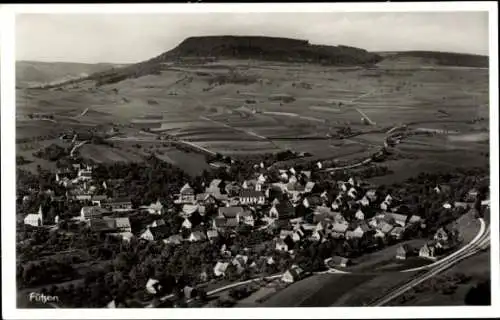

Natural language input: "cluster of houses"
[22,158,487,290]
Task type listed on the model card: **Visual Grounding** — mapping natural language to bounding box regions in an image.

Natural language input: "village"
[16,149,490,308]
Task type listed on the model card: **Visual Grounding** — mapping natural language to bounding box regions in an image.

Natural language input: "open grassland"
[17,60,489,178]
[78,144,144,163]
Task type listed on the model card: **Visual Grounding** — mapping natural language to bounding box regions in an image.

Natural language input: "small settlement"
[20,159,481,290]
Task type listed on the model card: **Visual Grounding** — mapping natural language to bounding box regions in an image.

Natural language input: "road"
[107,135,217,156]
[369,218,489,306]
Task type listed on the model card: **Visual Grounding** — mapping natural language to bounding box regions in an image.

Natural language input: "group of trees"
[18,258,76,287]
[33,144,69,162]
[16,138,490,307]
[16,155,32,165]
[92,155,192,205]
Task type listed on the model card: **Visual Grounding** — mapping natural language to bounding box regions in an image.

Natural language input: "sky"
[16,12,489,64]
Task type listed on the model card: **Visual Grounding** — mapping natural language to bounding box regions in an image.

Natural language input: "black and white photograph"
[1,2,498,319]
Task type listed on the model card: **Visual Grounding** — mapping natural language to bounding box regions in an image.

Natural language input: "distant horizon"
[16,12,489,64]
[15,42,490,66]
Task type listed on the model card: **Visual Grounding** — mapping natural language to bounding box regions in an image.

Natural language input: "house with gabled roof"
[358,196,370,207]
[347,187,358,199]
[239,190,265,205]
[110,231,134,242]
[225,182,241,197]
[145,278,162,295]
[304,181,316,193]
[181,217,193,229]
[332,221,349,234]
[311,229,328,242]
[81,206,107,220]
[206,229,219,242]
[275,238,290,252]
[209,178,223,190]
[377,221,395,235]
[140,226,169,241]
[163,234,183,245]
[292,228,306,242]
[147,199,164,215]
[91,195,109,207]
[280,229,295,240]
[384,194,393,203]
[196,193,217,205]
[232,255,249,274]
[380,201,390,211]
[239,209,254,226]
[390,226,404,240]
[365,189,377,202]
[213,261,229,277]
[281,265,305,283]
[350,222,372,239]
[330,256,351,268]
[269,201,295,220]
[176,183,195,203]
[419,242,438,260]
[188,230,207,242]
[148,219,165,228]
[355,208,365,220]
[24,206,44,227]
[219,206,244,219]
[303,195,322,209]
[466,188,479,202]
[181,204,199,218]
[101,198,133,212]
[115,217,131,232]
[390,213,408,227]
[396,244,414,260]
[408,215,422,225]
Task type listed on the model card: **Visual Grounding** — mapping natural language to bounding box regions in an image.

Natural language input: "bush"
[33,144,68,162]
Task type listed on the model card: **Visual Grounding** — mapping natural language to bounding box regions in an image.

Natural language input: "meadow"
[16,59,489,178]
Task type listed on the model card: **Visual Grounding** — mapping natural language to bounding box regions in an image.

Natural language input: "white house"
[239,190,265,205]
[419,243,438,260]
[385,194,393,203]
[213,261,229,277]
[188,231,206,242]
[347,187,358,199]
[115,217,132,232]
[257,174,266,184]
[380,201,389,211]
[281,265,304,283]
[304,182,316,193]
[140,228,155,241]
[358,196,370,207]
[80,206,105,220]
[365,189,377,202]
[148,200,164,215]
[355,209,365,220]
[24,206,44,227]
[182,218,193,229]
[275,239,289,252]
[146,278,162,295]
[176,183,195,203]
[280,171,289,181]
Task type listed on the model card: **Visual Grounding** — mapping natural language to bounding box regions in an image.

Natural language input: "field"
[16,60,489,180]
[387,250,490,306]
